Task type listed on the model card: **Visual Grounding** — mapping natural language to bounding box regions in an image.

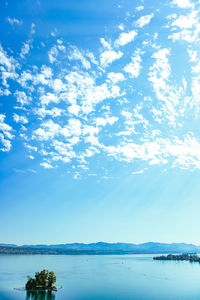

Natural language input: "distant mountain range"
[0,242,199,255]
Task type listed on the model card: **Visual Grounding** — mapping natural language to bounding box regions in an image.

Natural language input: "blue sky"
[1,0,200,245]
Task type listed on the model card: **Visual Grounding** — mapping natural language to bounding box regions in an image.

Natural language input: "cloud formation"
[1,1,200,177]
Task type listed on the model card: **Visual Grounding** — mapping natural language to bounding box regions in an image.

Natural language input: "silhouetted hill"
[0,242,199,255]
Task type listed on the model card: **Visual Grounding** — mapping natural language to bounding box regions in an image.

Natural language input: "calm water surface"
[0,254,200,300]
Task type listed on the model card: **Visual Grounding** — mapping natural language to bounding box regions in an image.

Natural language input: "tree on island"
[26,269,57,291]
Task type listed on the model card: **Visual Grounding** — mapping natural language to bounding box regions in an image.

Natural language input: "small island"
[153,254,200,263]
[26,269,57,291]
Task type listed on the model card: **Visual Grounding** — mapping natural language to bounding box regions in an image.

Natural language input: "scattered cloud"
[135,6,144,12]
[107,72,125,83]
[168,10,200,43]
[48,41,66,64]
[172,0,194,9]
[7,17,22,25]
[0,44,18,88]
[20,42,31,58]
[118,24,124,31]
[135,14,154,28]
[40,162,54,169]
[13,113,28,124]
[124,49,143,78]
[68,46,91,69]
[100,50,123,68]
[115,30,137,47]
[95,116,118,127]
[1,2,200,176]
[171,11,198,29]
[0,114,14,152]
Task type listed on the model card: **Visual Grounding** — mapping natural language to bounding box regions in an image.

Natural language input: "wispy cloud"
[124,49,143,78]
[114,30,137,47]
[172,0,194,9]
[40,162,54,169]
[100,50,123,68]
[7,17,22,25]
[0,114,14,152]
[135,14,154,28]
[13,113,28,124]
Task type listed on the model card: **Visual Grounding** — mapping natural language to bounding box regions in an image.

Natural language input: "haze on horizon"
[1,0,200,245]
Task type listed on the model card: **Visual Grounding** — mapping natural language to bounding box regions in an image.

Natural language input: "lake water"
[1,254,200,300]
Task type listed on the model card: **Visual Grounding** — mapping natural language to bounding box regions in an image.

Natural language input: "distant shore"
[0,246,170,255]
[153,254,200,262]
[1,243,200,255]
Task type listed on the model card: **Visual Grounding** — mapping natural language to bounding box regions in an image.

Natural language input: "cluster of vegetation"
[26,270,57,291]
[153,254,200,262]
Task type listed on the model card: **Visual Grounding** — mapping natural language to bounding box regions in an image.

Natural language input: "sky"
[1,0,200,245]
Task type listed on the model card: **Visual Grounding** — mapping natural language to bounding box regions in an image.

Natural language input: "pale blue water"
[1,254,200,300]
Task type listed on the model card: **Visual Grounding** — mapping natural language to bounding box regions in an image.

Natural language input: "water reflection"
[26,290,56,300]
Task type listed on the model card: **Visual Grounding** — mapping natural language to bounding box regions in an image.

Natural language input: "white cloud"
[149,48,171,82]
[18,65,53,88]
[114,30,137,47]
[118,105,148,136]
[0,114,14,152]
[34,107,63,118]
[40,93,59,106]
[107,72,125,83]
[48,42,66,63]
[0,44,18,87]
[66,118,82,137]
[86,52,98,65]
[32,120,61,141]
[52,140,76,161]
[13,113,28,124]
[20,42,31,58]
[118,24,124,31]
[100,38,112,49]
[171,12,197,29]
[135,6,144,12]
[148,48,189,126]
[24,143,37,152]
[14,91,30,106]
[172,0,193,8]
[124,50,142,78]
[33,118,82,147]
[188,49,197,62]
[48,46,58,63]
[52,79,66,92]
[81,83,122,114]
[132,170,145,174]
[135,14,154,28]
[95,116,118,127]
[83,125,99,136]
[68,104,80,116]
[100,50,123,68]
[169,11,200,43]
[41,65,53,78]
[0,88,10,96]
[7,17,22,25]
[68,46,91,69]
[0,134,12,152]
[40,162,54,169]
[31,23,35,35]
[103,134,200,170]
